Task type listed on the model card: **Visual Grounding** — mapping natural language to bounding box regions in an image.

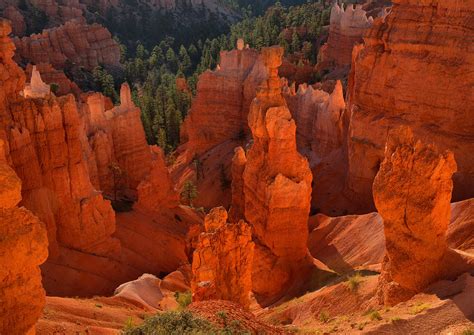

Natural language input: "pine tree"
[179,45,192,75]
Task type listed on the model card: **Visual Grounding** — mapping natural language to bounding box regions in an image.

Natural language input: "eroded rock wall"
[191,207,254,309]
[346,0,474,212]
[0,139,49,335]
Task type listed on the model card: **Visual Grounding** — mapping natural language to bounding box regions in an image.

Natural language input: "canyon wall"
[0,139,49,335]
[346,0,474,212]
[173,40,269,209]
[180,44,265,155]
[0,19,196,297]
[316,3,374,74]
[283,80,347,215]
[13,20,121,70]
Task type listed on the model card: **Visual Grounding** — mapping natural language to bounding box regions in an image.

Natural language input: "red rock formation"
[21,65,50,98]
[180,43,264,155]
[14,20,121,70]
[0,139,49,335]
[82,83,152,198]
[373,127,473,305]
[173,40,269,209]
[2,5,26,36]
[346,0,474,212]
[228,146,246,223]
[191,207,254,309]
[240,46,314,302]
[316,3,374,74]
[283,80,347,215]
[26,63,81,97]
[136,145,179,211]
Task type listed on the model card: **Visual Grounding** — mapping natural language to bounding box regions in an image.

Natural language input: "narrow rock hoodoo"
[374,127,473,305]
[191,207,254,310]
[236,46,314,303]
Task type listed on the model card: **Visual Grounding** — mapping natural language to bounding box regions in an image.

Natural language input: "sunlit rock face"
[346,0,474,212]
[191,207,254,310]
[239,46,313,303]
[22,65,50,98]
[0,139,49,335]
[374,127,474,306]
[180,41,266,156]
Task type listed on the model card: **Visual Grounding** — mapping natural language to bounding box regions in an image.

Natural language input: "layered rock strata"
[0,139,49,335]
[191,207,254,309]
[346,0,474,212]
[238,46,314,302]
[13,20,121,70]
[374,127,473,305]
[316,3,374,74]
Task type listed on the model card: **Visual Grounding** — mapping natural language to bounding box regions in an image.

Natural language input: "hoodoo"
[191,207,254,309]
[239,46,314,303]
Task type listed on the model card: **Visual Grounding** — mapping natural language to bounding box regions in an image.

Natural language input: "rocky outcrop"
[136,146,179,211]
[239,46,314,302]
[346,0,474,212]
[26,63,81,97]
[180,41,265,155]
[14,20,121,70]
[191,207,254,309]
[82,83,152,198]
[0,139,49,335]
[2,5,26,36]
[173,40,269,209]
[316,3,374,74]
[283,80,347,215]
[228,146,246,223]
[374,127,473,305]
[21,65,50,98]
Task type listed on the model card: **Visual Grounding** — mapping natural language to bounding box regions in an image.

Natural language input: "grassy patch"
[346,272,362,292]
[122,311,216,335]
[462,329,474,335]
[364,309,382,321]
[409,303,430,315]
[319,311,330,323]
[390,316,401,323]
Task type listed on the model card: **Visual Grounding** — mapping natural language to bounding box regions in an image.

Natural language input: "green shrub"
[409,303,430,315]
[122,311,216,335]
[174,291,192,310]
[368,310,382,321]
[346,272,362,292]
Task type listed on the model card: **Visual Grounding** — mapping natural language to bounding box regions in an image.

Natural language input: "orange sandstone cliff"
[346,0,474,212]
[13,20,121,70]
[0,139,49,335]
[0,19,199,297]
[316,3,374,75]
